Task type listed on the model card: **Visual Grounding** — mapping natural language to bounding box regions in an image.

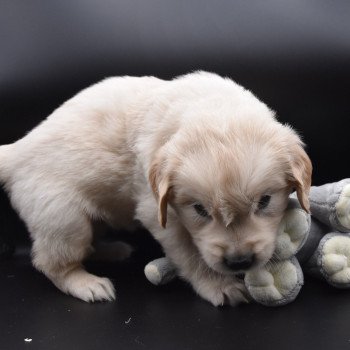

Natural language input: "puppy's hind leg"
[31,211,115,302]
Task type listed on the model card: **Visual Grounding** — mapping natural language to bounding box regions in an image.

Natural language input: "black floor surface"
[1,245,350,350]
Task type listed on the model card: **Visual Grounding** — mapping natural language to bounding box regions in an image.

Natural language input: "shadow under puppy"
[0,72,312,305]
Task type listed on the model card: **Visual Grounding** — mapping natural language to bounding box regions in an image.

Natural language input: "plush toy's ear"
[288,143,312,213]
[149,157,172,228]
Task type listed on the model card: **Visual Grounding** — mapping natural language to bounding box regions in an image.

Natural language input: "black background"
[1,1,350,349]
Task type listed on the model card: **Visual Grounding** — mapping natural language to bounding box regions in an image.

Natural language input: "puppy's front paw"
[194,275,249,307]
[56,269,116,302]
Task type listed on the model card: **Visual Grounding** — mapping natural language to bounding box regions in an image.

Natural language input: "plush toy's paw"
[194,275,249,307]
[316,233,350,287]
[335,184,350,231]
[275,204,310,260]
[245,257,303,306]
[310,180,350,232]
[144,257,177,285]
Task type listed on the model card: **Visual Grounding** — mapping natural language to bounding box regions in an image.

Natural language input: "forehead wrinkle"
[217,190,253,227]
[219,206,234,227]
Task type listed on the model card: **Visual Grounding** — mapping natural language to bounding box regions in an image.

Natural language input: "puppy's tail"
[0,145,12,184]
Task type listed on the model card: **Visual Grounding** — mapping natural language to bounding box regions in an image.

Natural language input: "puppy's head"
[149,120,312,275]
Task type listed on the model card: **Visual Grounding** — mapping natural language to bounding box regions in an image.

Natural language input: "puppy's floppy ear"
[287,142,312,213]
[149,157,172,228]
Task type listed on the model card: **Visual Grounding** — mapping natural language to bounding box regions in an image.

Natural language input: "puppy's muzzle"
[224,253,255,271]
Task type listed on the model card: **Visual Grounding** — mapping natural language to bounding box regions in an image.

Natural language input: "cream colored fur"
[0,72,312,305]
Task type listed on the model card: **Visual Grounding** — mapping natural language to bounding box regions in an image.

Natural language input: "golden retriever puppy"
[0,72,311,305]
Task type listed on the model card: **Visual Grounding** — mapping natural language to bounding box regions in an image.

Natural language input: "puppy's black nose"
[224,254,254,271]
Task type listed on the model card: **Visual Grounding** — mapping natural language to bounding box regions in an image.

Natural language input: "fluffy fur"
[0,72,312,305]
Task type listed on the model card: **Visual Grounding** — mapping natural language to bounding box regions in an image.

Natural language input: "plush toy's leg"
[144,257,177,285]
[275,198,310,260]
[241,199,307,307]
[245,257,304,307]
[146,256,305,307]
[296,217,329,264]
[304,232,350,288]
[308,179,350,232]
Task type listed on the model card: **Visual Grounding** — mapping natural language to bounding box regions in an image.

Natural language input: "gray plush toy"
[300,179,350,287]
[144,179,350,306]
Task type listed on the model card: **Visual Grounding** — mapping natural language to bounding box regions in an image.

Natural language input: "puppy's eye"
[258,195,271,210]
[194,204,209,218]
